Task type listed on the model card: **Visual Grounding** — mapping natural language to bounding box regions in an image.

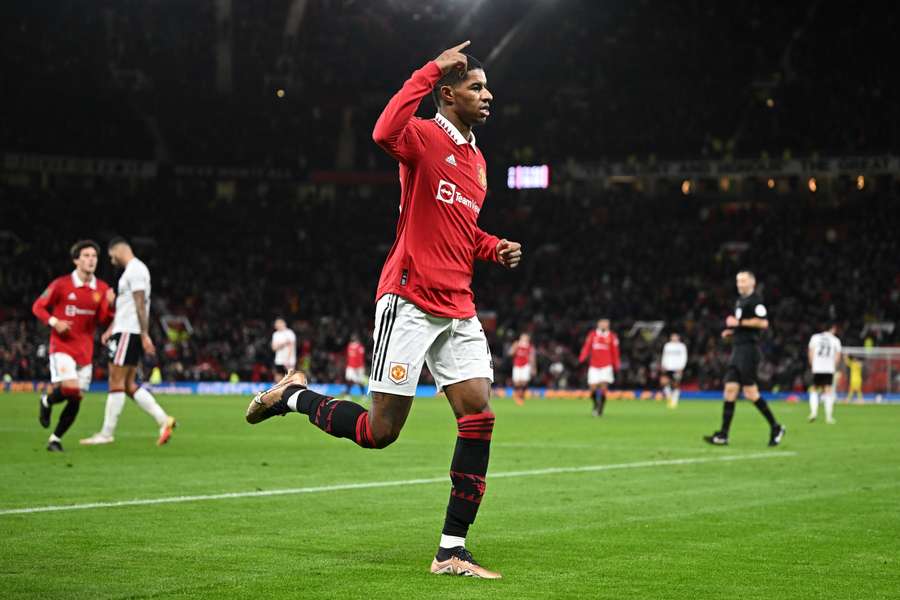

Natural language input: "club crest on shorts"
[389,362,409,385]
[477,164,487,189]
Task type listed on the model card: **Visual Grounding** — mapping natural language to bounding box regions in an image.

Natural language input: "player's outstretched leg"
[246,370,397,449]
[431,379,501,579]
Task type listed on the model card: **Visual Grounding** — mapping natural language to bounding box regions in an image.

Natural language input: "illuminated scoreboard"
[507,165,550,189]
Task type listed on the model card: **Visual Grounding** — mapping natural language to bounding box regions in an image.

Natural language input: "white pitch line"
[0,451,796,516]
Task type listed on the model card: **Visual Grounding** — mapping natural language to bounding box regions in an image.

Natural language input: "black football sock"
[598,390,607,416]
[53,396,82,438]
[286,385,376,448]
[442,412,494,543]
[720,401,736,435]
[753,397,778,427]
[45,386,66,406]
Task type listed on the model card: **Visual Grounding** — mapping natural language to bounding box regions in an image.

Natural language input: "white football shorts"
[49,352,92,391]
[588,365,615,386]
[345,366,367,384]
[512,365,532,385]
[368,294,494,396]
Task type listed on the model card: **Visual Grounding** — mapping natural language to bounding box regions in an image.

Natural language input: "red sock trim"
[354,411,375,448]
[456,411,495,440]
[60,386,82,401]
[450,471,486,503]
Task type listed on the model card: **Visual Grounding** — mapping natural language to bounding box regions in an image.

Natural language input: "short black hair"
[431,54,485,110]
[108,236,130,250]
[70,239,100,260]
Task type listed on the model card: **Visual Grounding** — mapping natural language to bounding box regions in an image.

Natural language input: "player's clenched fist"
[496,239,522,269]
[434,40,471,76]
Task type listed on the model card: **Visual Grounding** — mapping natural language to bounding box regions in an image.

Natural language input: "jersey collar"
[71,270,97,289]
[434,113,476,148]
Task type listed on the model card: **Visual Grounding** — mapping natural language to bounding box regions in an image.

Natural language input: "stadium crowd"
[2,179,898,392]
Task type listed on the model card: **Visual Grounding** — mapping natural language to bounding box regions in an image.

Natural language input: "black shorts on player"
[724,346,760,386]
[812,373,834,387]
[107,332,144,367]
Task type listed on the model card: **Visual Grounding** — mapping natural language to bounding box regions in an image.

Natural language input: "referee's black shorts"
[724,345,760,386]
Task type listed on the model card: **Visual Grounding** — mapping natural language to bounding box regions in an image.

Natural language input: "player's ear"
[439,83,455,106]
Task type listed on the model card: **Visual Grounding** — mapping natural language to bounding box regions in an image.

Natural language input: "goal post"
[838,347,900,403]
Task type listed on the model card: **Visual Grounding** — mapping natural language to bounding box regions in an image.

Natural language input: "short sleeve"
[128,265,149,292]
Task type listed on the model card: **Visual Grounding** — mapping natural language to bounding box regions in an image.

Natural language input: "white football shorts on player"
[368,294,494,396]
[49,352,92,391]
[512,365,532,386]
[345,366,367,384]
[588,366,614,386]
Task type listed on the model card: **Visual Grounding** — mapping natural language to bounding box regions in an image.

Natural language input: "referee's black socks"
[753,397,778,427]
[720,401,736,435]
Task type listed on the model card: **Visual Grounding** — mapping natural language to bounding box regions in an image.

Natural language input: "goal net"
[838,347,900,403]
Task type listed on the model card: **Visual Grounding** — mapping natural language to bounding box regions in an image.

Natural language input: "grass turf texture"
[0,392,898,599]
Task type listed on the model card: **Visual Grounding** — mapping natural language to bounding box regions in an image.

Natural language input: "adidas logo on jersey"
[445,154,457,166]
[67,292,77,300]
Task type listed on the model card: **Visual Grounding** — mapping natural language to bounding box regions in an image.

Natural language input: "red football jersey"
[346,341,366,369]
[512,341,534,367]
[32,271,113,366]
[579,330,621,370]
[372,60,501,319]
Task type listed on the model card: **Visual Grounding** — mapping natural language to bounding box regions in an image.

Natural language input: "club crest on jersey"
[389,362,409,385]
[477,164,487,189]
[445,154,457,167]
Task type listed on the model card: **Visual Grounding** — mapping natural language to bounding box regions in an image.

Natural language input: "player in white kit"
[271,318,297,381]
[808,324,842,424]
[81,237,177,446]
[660,333,688,409]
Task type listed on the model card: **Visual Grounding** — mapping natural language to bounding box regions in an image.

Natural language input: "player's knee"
[371,427,400,449]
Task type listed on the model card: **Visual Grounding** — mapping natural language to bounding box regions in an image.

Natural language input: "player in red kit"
[245,42,521,578]
[31,240,114,451]
[510,333,536,405]
[578,318,621,417]
[342,333,367,398]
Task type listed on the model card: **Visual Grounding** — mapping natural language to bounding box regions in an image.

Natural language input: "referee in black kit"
[704,271,786,446]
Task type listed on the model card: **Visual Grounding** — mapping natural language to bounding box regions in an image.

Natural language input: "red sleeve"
[32,281,58,325]
[473,227,501,263]
[612,334,621,370]
[578,332,592,363]
[372,61,443,164]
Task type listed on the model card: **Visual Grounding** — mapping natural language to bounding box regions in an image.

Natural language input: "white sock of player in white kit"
[132,387,168,427]
[101,391,127,437]
[808,390,819,419]
[672,388,680,407]
[823,391,836,423]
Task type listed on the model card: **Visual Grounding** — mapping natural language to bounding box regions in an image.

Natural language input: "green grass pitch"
[1,392,898,599]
